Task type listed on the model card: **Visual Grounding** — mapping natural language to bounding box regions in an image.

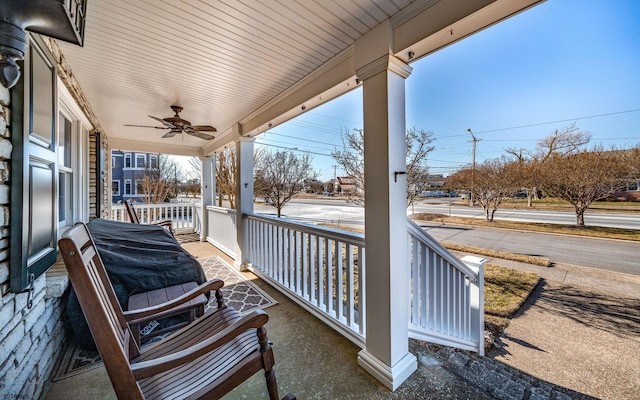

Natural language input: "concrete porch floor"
[44,240,588,400]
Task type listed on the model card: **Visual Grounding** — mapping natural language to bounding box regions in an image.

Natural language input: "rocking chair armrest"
[151,219,173,228]
[124,279,223,322]
[131,310,269,380]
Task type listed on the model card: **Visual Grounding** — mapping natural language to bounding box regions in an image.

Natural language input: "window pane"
[58,172,65,222]
[58,113,72,167]
[32,47,54,143]
[30,163,54,256]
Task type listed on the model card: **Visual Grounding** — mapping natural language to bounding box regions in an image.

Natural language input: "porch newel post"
[355,21,416,390]
[199,155,215,242]
[235,136,255,270]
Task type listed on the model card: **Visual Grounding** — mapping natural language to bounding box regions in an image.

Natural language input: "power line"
[255,142,334,158]
[264,130,339,147]
[474,108,640,135]
[430,107,640,140]
[285,120,346,136]
[307,111,362,127]
[256,136,336,152]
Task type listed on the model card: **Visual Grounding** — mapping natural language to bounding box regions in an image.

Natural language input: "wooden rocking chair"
[59,222,295,400]
[124,200,175,236]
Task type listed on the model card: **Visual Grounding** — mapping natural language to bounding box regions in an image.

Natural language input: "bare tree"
[447,157,519,221]
[254,149,316,217]
[178,179,201,198]
[624,145,640,178]
[136,154,182,203]
[186,156,202,182]
[305,179,325,194]
[331,127,435,206]
[535,122,591,162]
[503,148,538,207]
[540,146,630,226]
[331,128,365,205]
[216,148,237,208]
[406,127,436,206]
[505,123,591,206]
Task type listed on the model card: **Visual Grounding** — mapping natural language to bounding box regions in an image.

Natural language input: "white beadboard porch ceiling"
[56,0,543,157]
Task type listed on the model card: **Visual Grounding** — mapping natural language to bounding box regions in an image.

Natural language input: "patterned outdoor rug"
[53,256,277,381]
[200,256,277,314]
[174,232,201,244]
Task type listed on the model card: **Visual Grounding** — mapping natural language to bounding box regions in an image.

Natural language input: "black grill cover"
[66,219,206,349]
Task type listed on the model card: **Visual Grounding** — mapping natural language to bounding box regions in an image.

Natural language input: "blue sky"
[256,0,640,181]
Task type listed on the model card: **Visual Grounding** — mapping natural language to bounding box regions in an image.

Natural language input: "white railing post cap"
[461,255,487,271]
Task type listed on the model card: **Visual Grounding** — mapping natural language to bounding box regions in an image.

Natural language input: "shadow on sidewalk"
[536,282,640,339]
[490,278,640,359]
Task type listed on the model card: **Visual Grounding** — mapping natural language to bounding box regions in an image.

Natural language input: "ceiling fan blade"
[124,124,167,129]
[191,125,217,132]
[148,115,175,128]
[185,127,215,140]
[162,130,179,138]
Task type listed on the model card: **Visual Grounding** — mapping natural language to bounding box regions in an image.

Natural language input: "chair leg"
[258,327,280,400]
[265,368,279,400]
[215,288,225,309]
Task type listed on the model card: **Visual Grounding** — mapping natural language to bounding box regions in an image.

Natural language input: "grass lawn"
[483,263,541,344]
[485,263,540,317]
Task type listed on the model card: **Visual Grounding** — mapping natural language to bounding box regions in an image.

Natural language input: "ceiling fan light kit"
[125,105,216,140]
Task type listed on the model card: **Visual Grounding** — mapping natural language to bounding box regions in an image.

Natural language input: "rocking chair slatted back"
[125,200,175,236]
[58,223,143,397]
[124,199,141,224]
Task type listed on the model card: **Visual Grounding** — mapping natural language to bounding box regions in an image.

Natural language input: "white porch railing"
[196,208,485,355]
[110,202,196,233]
[193,202,203,235]
[203,206,239,259]
[407,218,485,355]
[245,214,366,347]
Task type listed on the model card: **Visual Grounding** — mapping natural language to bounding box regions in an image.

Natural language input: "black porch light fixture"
[0,0,87,89]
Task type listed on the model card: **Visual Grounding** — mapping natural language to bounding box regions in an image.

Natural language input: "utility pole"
[332,165,337,193]
[468,128,481,207]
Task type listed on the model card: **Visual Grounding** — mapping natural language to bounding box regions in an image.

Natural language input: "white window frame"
[57,79,91,234]
[124,153,132,169]
[136,153,146,168]
[150,154,159,169]
[124,179,132,195]
[112,180,120,196]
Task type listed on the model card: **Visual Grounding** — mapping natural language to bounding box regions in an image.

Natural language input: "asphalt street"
[412,201,640,230]
[416,221,640,276]
[255,198,640,276]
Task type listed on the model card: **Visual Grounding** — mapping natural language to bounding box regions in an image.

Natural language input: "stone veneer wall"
[0,81,68,399]
[89,132,110,220]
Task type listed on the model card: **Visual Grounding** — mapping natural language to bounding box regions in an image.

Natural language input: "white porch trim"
[234,136,254,270]
[357,40,417,388]
[357,350,417,392]
[200,155,215,242]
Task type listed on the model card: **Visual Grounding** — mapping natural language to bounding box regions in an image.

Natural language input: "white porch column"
[356,52,417,390]
[234,137,255,269]
[200,155,215,241]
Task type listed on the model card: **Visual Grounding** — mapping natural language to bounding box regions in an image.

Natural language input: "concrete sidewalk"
[473,255,640,400]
